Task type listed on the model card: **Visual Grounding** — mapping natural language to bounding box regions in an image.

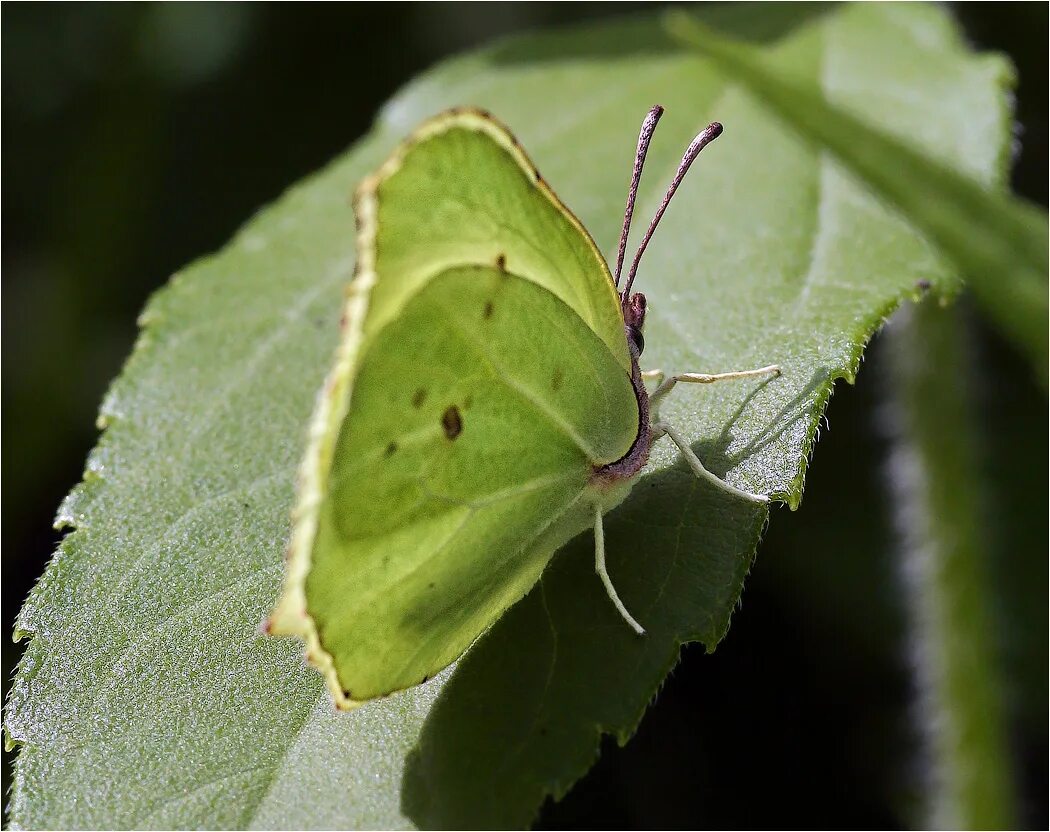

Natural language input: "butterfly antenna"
[621,121,723,300]
[614,105,664,290]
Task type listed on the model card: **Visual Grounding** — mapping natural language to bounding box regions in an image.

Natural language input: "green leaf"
[666,9,1048,377]
[6,4,1015,829]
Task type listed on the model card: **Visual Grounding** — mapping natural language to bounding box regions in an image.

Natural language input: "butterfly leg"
[652,421,768,505]
[592,503,646,635]
[648,365,780,412]
[647,363,780,505]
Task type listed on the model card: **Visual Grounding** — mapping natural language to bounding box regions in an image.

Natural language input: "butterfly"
[267,105,779,707]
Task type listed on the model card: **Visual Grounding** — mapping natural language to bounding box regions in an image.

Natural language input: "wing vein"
[439,312,602,461]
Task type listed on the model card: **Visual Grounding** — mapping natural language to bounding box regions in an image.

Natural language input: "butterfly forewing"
[361,111,630,371]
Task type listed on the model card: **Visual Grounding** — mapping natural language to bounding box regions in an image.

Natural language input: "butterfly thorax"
[623,291,647,355]
[591,292,651,488]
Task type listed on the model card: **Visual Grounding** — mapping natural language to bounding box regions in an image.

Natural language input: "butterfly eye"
[627,324,645,355]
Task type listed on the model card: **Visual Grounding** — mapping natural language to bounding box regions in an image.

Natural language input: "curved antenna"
[621,121,723,300]
[614,105,664,289]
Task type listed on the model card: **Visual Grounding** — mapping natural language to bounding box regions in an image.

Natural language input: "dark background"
[3,4,1046,827]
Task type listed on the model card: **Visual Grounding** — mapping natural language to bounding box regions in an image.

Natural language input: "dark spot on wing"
[428,582,436,589]
[412,388,427,408]
[533,169,542,183]
[496,253,507,271]
[551,368,564,391]
[483,300,494,319]
[442,405,463,440]
[385,441,398,457]
[421,675,429,684]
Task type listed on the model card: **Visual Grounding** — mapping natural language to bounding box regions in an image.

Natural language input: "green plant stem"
[887,301,1018,828]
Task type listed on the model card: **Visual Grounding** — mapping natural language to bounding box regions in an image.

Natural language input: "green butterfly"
[267,106,779,707]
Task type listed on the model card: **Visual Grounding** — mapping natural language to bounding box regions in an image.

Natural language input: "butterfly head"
[613,108,723,363]
[623,291,646,356]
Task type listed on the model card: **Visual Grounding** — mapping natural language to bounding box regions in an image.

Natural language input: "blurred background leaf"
[3,3,1046,828]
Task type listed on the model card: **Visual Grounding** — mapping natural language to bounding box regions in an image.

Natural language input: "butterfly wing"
[268,110,639,704]
[358,108,631,372]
